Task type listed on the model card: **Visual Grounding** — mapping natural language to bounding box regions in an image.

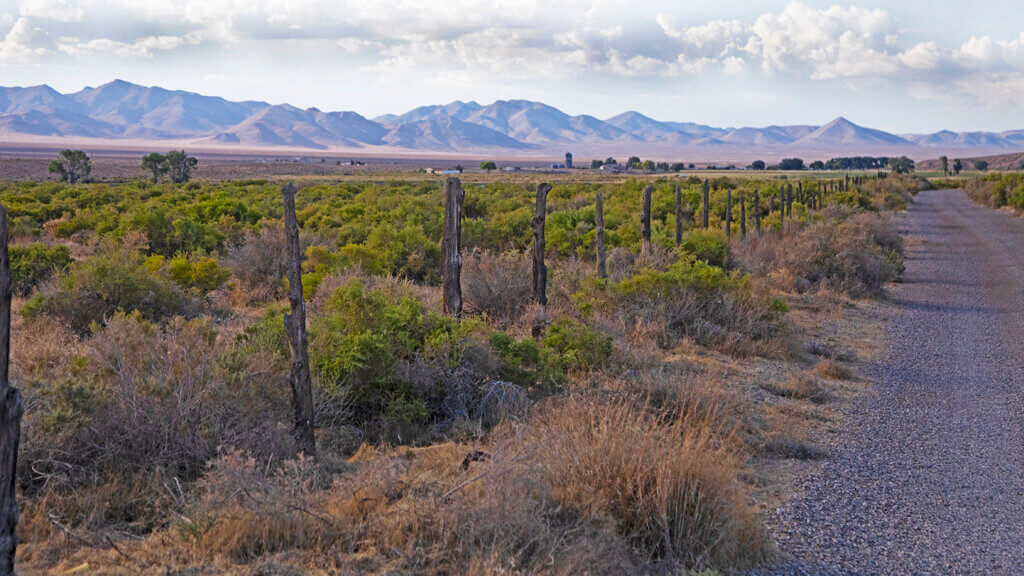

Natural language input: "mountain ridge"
[1,80,1022,158]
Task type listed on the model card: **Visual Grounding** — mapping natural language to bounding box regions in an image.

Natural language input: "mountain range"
[1,80,1022,160]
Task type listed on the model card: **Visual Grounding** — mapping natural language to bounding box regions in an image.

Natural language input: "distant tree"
[940,155,949,176]
[591,159,604,168]
[479,160,497,172]
[670,162,686,171]
[165,150,198,183]
[454,164,464,173]
[656,161,669,171]
[889,156,915,174]
[626,156,642,169]
[141,152,168,182]
[953,158,963,175]
[974,160,989,171]
[605,157,617,165]
[688,163,695,170]
[641,159,656,171]
[48,149,92,184]
[750,160,766,170]
[809,160,825,170]
[778,158,805,171]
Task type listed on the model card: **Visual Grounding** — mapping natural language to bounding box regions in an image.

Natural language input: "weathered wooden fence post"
[532,183,552,306]
[0,204,23,576]
[596,192,607,279]
[724,188,732,239]
[786,184,793,218]
[675,185,683,247]
[740,194,746,239]
[770,193,776,217]
[641,184,652,255]
[754,190,761,236]
[282,183,316,458]
[702,178,710,230]
[442,177,464,317]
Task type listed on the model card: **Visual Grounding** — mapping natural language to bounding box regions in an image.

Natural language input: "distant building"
[565,152,573,169]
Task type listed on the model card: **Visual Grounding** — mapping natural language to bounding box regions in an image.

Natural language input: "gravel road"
[753,189,1024,575]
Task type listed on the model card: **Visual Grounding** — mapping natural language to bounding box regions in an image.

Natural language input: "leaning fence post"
[754,190,761,237]
[282,183,316,458]
[675,185,683,247]
[596,192,607,279]
[532,183,551,306]
[641,184,653,255]
[702,178,710,230]
[442,177,464,317]
[0,203,23,576]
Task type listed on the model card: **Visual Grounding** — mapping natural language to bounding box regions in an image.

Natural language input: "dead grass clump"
[525,394,769,570]
[461,249,531,325]
[813,359,853,380]
[760,373,830,404]
[224,222,331,305]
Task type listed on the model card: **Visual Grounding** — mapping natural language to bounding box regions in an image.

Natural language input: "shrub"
[542,318,613,371]
[222,223,288,304]
[146,253,231,295]
[24,236,185,332]
[680,228,729,268]
[9,242,72,295]
[526,395,768,568]
[462,249,532,325]
[578,256,783,348]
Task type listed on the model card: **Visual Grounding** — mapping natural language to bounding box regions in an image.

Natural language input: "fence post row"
[0,203,22,576]
[595,192,607,279]
[281,183,317,458]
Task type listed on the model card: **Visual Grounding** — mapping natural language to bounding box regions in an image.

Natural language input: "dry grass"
[760,372,830,404]
[813,359,854,380]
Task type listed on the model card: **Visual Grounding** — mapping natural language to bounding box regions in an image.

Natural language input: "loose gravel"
[751,189,1024,575]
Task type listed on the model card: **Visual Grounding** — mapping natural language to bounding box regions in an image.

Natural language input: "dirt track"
[755,189,1024,575]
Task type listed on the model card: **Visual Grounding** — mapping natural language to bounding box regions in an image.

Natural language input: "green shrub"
[23,238,184,333]
[542,318,613,371]
[680,229,729,268]
[9,243,72,295]
[146,253,231,295]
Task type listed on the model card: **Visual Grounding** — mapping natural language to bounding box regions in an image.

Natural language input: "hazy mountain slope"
[0,81,1021,155]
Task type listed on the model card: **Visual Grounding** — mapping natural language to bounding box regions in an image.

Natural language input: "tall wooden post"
[595,192,607,279]
[532,183,551,306]
[442,177,464,317]
[770,193,776,217]
[0,204,23,576]
[724,188,732,239]
[641,184,652,255]
[754,190,761,236]
[739,194,746,239]
[282,183,316,458]
[674,185,683,247]
[778,191,784,224]
[702,179,710,230]
[786,184,793,218]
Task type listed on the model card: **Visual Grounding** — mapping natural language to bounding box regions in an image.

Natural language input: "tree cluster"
[142,151,199,183]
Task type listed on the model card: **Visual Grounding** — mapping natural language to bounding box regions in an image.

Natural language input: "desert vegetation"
[0,169,918,574]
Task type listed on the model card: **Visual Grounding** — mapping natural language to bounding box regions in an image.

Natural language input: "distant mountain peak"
[1,80,1020,156]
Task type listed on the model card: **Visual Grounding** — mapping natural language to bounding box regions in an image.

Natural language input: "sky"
[1,0,1023,133]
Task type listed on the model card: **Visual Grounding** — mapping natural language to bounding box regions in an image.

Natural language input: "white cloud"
[0,17,48,63]
[18,0,84,22]
[57,34,193,57]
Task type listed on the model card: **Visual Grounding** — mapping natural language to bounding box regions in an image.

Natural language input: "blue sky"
[1,0,1023,132]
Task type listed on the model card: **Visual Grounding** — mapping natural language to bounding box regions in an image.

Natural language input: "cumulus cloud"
[19,0,84,22]
[0,17,48,63]
[4,0,1024,110]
